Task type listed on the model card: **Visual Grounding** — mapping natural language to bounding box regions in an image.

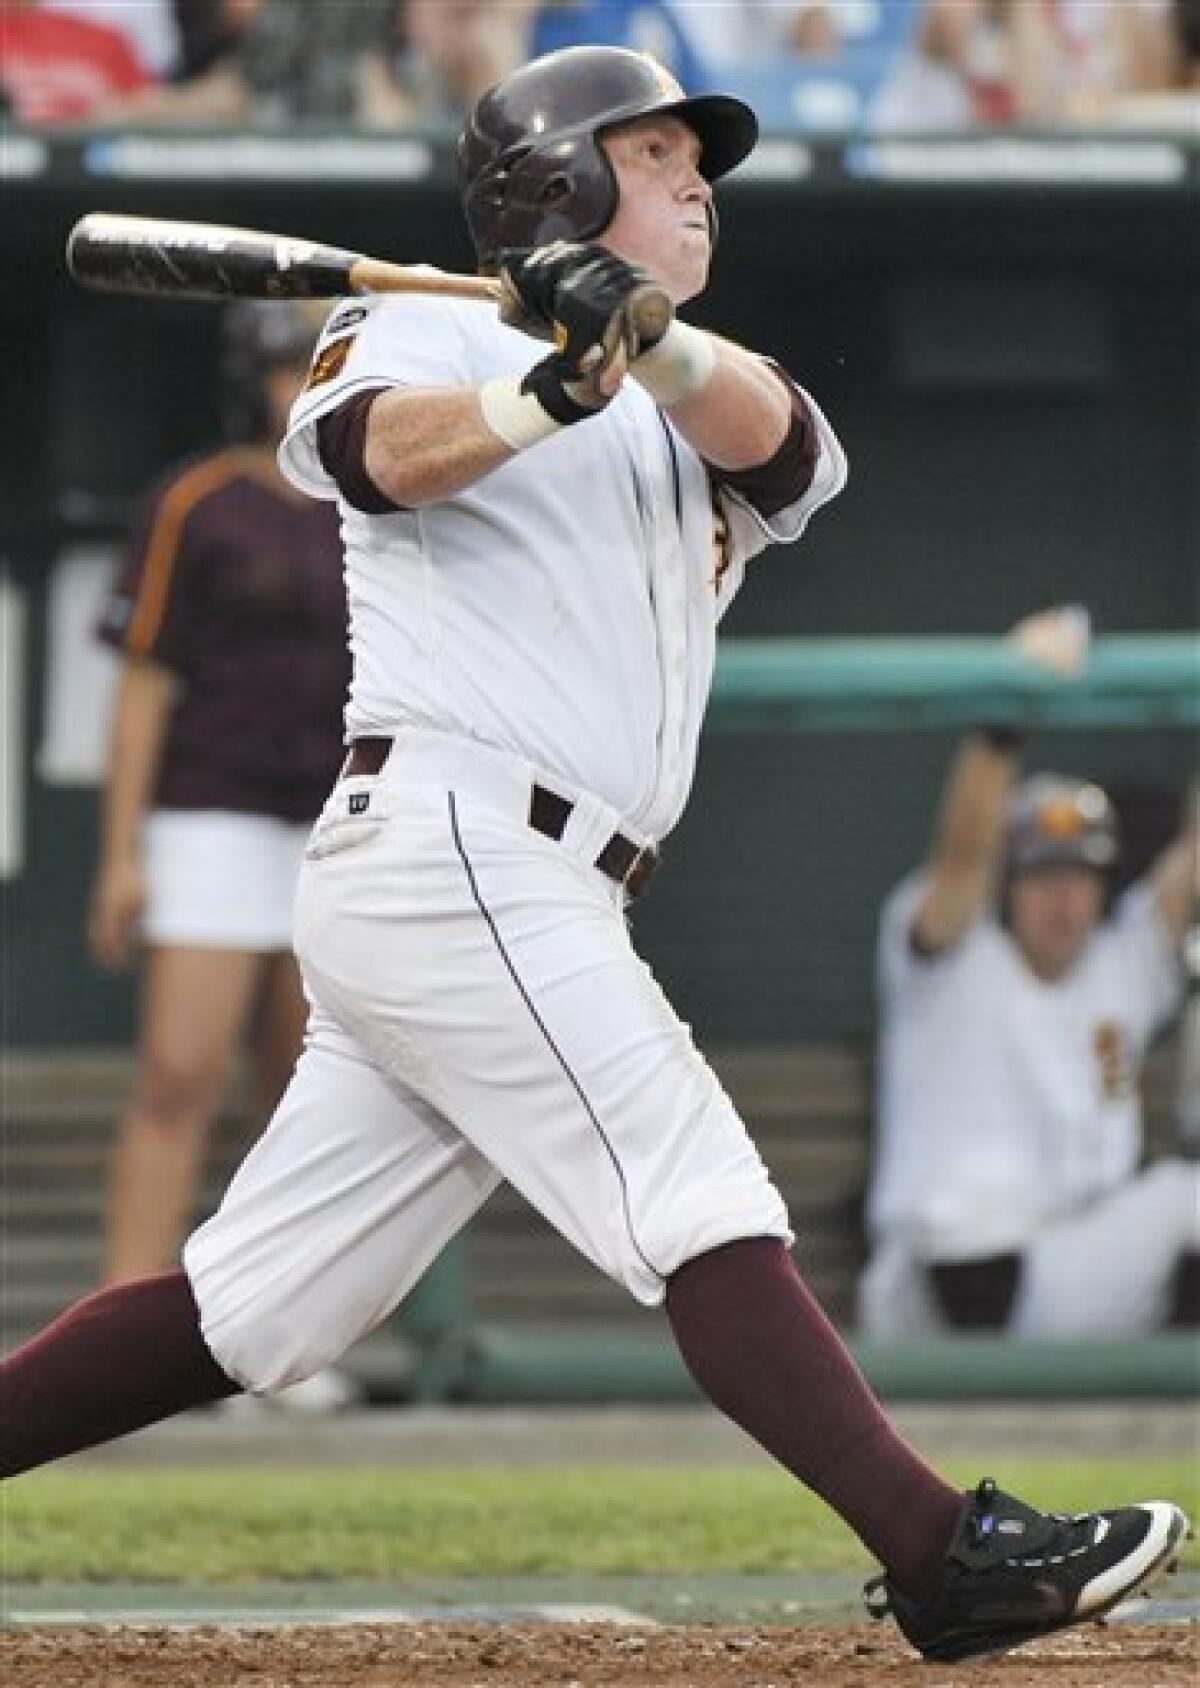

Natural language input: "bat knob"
[627,284,674,356]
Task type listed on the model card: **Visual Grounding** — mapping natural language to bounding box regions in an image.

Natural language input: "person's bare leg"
[250,950,309,1121]
[103,947,264,1283]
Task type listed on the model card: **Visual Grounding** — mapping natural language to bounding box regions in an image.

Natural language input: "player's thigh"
[1017,1160,1200,1336]
[300,791,790,1307]
[184,1004,500,1390]
[134,946,264,1115]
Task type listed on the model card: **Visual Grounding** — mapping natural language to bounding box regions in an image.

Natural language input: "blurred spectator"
[1107,0,1200,124]
[91,0,399,126]
[669,1,866,65]
[90,302,349,1300]
[1177,0,1200,77]
[41,0,181,79]
[1,0,153,123]
[170,0,244,80]
[859,608,1199,1338]
[374,0,536,127]
[666,3,924,133]
[531,0,710,90]
[89,0,532,128]
[872,0,1178,130]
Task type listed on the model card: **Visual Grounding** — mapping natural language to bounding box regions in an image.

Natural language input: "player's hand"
[89,855,145,971]
[1007,604,1091,678]
[501,242,660,424]
[501,240,669,354]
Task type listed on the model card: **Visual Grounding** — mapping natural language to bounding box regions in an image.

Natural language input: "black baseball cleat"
[864,1477,1190,1664]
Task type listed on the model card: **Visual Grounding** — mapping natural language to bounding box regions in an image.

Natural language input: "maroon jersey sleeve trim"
[704,364,819,519]
[316,388,405,515]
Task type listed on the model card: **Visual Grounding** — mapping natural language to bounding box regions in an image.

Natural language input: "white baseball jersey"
[184,286,848,1388]
[868,872,1183,1263]
[280,283,847,842]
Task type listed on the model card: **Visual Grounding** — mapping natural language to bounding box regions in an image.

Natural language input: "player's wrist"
[478,373,564,452]
[631,321,717,407]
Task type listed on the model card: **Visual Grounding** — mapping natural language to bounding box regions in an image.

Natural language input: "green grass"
[2,1458,1196,1584]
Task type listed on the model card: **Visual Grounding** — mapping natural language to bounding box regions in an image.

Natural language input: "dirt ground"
[2,1621,1196,1687]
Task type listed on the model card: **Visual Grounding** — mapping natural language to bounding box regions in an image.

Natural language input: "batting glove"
[500,242,670,421]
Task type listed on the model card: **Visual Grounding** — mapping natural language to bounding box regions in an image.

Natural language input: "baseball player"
[0,48,1188,1665]
[860,610,1199,1339]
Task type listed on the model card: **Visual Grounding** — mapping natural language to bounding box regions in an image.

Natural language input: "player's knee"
[132,1048,223,1126]
[184,1251,340,1393]
[195,1293,337,1393]
[635,1178,793,1298]
[1142,1158,1200,1248]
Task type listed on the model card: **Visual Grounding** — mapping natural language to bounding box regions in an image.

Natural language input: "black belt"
[344,737,660,900]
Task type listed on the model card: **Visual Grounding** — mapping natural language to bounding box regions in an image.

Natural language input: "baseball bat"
[65,213,674,346]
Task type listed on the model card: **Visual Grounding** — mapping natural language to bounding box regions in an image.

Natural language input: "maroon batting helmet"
[458,45,758,271]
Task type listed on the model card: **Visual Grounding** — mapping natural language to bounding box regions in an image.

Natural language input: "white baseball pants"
[859,1157,1200,1338]
[184,730,791,1392]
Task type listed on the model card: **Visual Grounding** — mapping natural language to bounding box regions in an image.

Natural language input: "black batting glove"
[499,241,619,334]
[501,242,669,426]
[501,241,668,355]
[519,345,617,426]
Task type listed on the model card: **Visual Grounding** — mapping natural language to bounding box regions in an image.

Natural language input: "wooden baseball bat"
[65,213,674,346]
[66,212,503,303]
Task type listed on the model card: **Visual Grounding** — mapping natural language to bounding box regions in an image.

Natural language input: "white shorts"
[185,729,792,1391]
[143,809,311,951]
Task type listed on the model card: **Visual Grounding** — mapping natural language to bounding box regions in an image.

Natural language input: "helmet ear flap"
[486,134,620,263]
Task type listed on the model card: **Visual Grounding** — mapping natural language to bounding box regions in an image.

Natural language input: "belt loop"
[560,790,616,865]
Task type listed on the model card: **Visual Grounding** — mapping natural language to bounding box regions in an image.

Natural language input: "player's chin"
[665,242,711,305]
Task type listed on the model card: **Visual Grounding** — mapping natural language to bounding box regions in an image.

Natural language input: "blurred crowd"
[3,0,1198,132]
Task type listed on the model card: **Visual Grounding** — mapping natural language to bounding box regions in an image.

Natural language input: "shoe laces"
[966,1478,1095,1565]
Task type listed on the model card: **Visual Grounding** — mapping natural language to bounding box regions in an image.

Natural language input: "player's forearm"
[364,387,515,505]
[635,330,791,469]
[100,664,174,865]
[1151,787,1199,944]
[932,732,1022,872]
[912,731,1022,951]
[94,64,249,128]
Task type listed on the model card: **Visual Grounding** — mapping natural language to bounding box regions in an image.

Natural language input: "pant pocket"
[304,776,392,860]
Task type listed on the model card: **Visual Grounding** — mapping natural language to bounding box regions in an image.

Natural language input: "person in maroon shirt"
[90,300,350,1297]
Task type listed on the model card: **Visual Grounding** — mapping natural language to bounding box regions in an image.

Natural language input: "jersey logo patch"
[305,334,354,391]
[324,303,369,338]
[348,791,370,816]
[1093,1019,1132,1101]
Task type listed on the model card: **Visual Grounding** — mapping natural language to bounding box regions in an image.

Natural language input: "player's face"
[600,115,712,304]
[1009,865,1105,981]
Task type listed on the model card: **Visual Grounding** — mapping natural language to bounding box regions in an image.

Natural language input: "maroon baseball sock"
[0,1268,240,1477]
[666,1238,962,1599]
